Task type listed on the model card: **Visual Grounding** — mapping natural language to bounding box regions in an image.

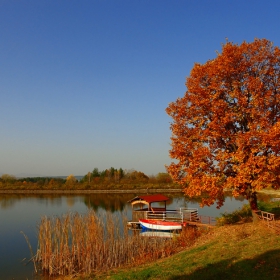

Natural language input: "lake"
[0,192,248,279]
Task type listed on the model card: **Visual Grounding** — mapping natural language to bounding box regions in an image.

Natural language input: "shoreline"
[0,188,279,196]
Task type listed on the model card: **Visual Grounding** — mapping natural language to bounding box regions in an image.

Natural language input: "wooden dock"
[186,221,215,228]
[185,215,216,228]
[127,194,216,230]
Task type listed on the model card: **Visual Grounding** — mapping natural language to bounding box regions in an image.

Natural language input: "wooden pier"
[127,194,216,230]
[127,210,216,229]
[127,216,216,229]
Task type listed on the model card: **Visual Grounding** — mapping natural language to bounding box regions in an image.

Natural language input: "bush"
[216,204,252,225]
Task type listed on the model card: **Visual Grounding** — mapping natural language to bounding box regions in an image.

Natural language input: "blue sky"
[1,0,279,177]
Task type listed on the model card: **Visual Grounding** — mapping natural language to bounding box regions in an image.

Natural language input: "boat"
[127,194,203,231]
[139,219,184,231]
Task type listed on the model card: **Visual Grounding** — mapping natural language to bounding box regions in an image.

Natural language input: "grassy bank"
[90,222,280,280]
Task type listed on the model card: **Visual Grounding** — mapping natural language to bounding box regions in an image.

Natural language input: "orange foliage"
[166,39,280,210]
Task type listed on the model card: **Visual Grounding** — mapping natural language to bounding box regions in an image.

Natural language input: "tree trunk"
[249,191,259,222]
[249,191,258,210]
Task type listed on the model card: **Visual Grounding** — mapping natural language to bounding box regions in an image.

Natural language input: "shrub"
[216,204,252,225]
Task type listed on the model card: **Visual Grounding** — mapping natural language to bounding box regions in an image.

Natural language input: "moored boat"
[139,219,184,231]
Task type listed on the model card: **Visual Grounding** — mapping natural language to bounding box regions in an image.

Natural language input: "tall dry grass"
[35,211,200,277]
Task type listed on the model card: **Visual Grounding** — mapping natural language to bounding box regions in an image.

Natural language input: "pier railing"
[145,208,199,223]
[131,208,216,227]
[198,215,216,226]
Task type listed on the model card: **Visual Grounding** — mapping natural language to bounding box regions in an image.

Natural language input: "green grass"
[258,201,280,216]
[81,222,280,280]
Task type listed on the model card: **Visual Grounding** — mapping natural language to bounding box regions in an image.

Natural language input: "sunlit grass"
[93,222,280,280]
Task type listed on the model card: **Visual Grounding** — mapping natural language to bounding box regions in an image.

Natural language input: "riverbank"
[91,221,280,280]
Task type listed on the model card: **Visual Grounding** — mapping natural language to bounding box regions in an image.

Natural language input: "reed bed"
[35,211,200,277]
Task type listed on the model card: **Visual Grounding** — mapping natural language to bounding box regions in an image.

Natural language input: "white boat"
[139,219,184,231]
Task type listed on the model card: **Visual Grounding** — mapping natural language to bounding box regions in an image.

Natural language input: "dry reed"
[35,211,199,277]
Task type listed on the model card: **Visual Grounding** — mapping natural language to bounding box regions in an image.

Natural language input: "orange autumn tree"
[166,39,280,211]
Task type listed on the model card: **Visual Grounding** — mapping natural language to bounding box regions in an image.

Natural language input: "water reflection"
[0,194,65,208]
[84,193,138,212]
[0,195,17,209]
[0,192,270,212]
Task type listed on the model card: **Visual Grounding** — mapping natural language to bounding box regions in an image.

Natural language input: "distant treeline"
[0,168,175,190]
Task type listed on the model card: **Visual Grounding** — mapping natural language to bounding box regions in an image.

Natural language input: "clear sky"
[1,0,280,177]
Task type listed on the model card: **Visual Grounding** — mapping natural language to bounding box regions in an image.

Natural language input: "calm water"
[0,192,248,279]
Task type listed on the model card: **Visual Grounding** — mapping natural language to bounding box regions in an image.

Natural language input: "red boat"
[139,219,184,231]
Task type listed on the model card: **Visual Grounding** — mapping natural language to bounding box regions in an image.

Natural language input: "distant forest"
[0,168,176,190]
